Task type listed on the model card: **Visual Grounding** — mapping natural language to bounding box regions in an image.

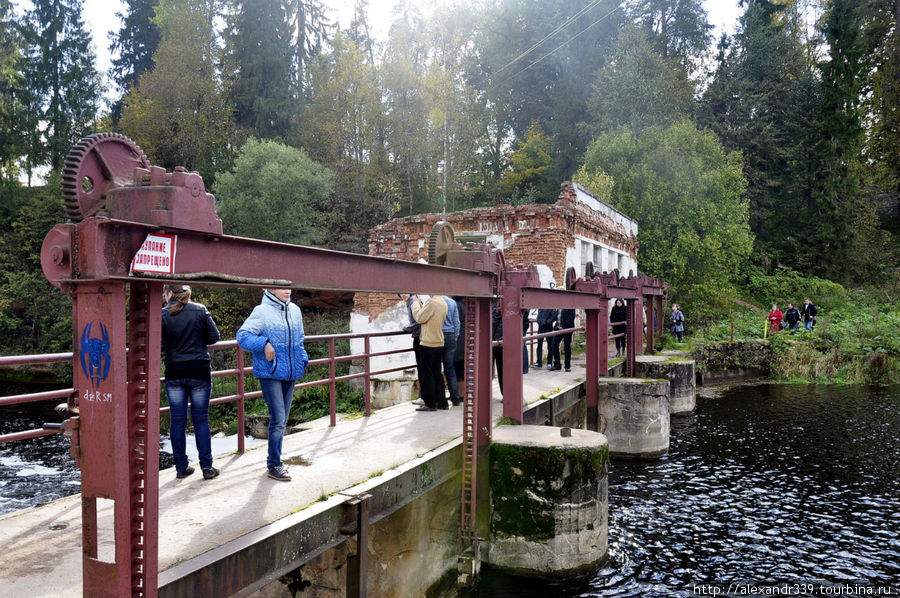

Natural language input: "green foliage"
[224,0,294,139]
[0,0,27,179]
[119,0,234,180]
[503,123,555,197]
[578,121,752,322]
[23,0,101,173]
[745,269,847,312]
[213,138,334,245]
[0,176,71,355]
[588,26,696,136]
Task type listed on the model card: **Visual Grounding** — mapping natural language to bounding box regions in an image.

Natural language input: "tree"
[212,138,334,246]
[577,122,752,317]
[224,0,294,139]
[700,0,823,273]
[588,26,696,136]
[108,0,160,121]
[119,0,234,179]
[627,0,713,64]
[0,0,27,180]
[503,122,554,197]
[301,33,395,250]
[0,174,72,355]
[285,0,331,94]
[23,0,100,174]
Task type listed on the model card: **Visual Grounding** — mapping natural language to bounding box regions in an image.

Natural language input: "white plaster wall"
[572,181,638,238]
[349,303,416,381]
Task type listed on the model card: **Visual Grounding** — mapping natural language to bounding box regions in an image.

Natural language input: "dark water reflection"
[473,383,900,597]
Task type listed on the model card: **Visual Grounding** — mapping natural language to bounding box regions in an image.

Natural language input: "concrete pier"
[635,354,696,414]
[487,425,609,576]
[597,377,670,458]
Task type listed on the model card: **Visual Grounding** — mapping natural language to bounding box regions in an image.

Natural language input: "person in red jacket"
[768,303,784,334]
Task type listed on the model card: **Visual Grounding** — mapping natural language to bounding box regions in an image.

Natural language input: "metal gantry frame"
[40,134,666,596]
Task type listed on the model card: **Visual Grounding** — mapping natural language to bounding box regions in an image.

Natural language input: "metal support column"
[344,494,371,598]
[645,296,655,355]
[584,308,600,432]
[459,297,491,584]
[500,287,523,422]
[625,299,636,377]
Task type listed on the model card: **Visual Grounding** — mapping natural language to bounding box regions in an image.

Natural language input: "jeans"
[165,378,213,471]
[804,320,814,331]
[260,378,295,469]
[442,332,460,401]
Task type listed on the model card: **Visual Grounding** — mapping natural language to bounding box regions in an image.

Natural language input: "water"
[472,383,900,596]
[0,395,264,516]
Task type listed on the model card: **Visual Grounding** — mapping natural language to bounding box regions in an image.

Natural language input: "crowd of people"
[768,298,818,333]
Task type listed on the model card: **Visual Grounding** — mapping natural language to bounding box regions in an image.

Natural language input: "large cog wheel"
[61,133,149,221]
[427,221,456,265]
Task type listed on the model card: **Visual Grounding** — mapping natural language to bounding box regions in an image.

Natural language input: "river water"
[474,383,900,596]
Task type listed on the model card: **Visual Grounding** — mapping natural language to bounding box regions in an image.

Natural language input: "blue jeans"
[804,320,814,331]
[442,332,460,401]
[165,379,213,471]
[260,378,295,469]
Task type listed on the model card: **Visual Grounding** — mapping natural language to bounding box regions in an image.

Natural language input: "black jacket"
[802,302,817,322]
[785,307,801,325]
[559,309,576,330]
[610,305,627,334]
[536,308,558,331]
[162,300,220,367]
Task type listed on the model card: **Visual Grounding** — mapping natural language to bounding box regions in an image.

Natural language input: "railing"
[0,330,416,449]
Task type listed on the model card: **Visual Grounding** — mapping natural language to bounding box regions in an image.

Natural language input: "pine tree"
[108,0,160,121]
[24,0,101,174]
[285,0,331,95]
[0,0,28,179]
[224,0,294,139]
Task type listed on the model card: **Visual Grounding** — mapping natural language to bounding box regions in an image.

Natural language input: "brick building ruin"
[349,181,640,406]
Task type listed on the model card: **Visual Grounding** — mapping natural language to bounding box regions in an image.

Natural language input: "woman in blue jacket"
[237,289,309,482]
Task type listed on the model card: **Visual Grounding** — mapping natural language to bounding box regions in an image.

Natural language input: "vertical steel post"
[127,281,161,598]
[625,299,636,377]
[500,286,523,422]
[645,296,655,354]
[236,348,245,454]
[585,308,600,432]
[363,335,371,416]
[329,337,336,427]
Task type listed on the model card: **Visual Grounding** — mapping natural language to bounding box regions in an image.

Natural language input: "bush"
[746,270,847,312]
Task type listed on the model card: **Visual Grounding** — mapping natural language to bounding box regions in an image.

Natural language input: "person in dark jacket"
[237,289,309,482]
[162,285,221,481]
[802,298,818,331]
[550,309,575,371]
[784,303,801,332]
[532,307,558,368]
[610,299,627,356]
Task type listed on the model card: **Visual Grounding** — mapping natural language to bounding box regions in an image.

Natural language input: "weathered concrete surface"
[635,355,696,414]
[597,378,670,458]
[692,339,772,379]
[0,354,590,598]
[487,425,609,577]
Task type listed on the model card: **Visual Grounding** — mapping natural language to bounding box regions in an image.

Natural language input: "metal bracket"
[340,493,371,598]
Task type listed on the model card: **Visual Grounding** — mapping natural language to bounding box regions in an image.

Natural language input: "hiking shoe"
[202,467,219,480]
[267,466,291,481]
[176,466,195,479]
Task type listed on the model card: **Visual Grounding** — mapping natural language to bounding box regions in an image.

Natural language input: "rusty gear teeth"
[61,132,149,222]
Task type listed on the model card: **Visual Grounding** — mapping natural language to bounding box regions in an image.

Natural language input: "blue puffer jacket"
[237,291,309,381]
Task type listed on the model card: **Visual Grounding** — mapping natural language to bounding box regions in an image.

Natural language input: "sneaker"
[202,467,219,480]
[267,466,291,481]
[412,397,424,405]
[176,466,195,479]
[532,363,543,368]
[450,398,462,406]
[565,368,571,373]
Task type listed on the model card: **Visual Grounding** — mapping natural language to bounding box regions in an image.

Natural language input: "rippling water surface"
[473,383,900,597]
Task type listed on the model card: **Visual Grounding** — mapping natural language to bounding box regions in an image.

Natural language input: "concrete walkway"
[0,354,592,598]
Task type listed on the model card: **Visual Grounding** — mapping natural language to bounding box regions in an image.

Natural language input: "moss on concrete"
[489,441,609,540]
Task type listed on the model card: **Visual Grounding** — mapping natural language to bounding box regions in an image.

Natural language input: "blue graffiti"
[80,322,110,387]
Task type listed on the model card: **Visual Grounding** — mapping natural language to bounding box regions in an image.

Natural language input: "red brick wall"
[353,183,638,322]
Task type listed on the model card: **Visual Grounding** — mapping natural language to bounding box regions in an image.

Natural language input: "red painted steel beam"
[45,219,496,297]
[519,287,603,309]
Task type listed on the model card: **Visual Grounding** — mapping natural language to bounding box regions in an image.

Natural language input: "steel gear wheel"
[61,133,149,221]
[427,221,456,265]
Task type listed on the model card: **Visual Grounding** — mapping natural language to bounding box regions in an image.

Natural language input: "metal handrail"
[0,329,417,447]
